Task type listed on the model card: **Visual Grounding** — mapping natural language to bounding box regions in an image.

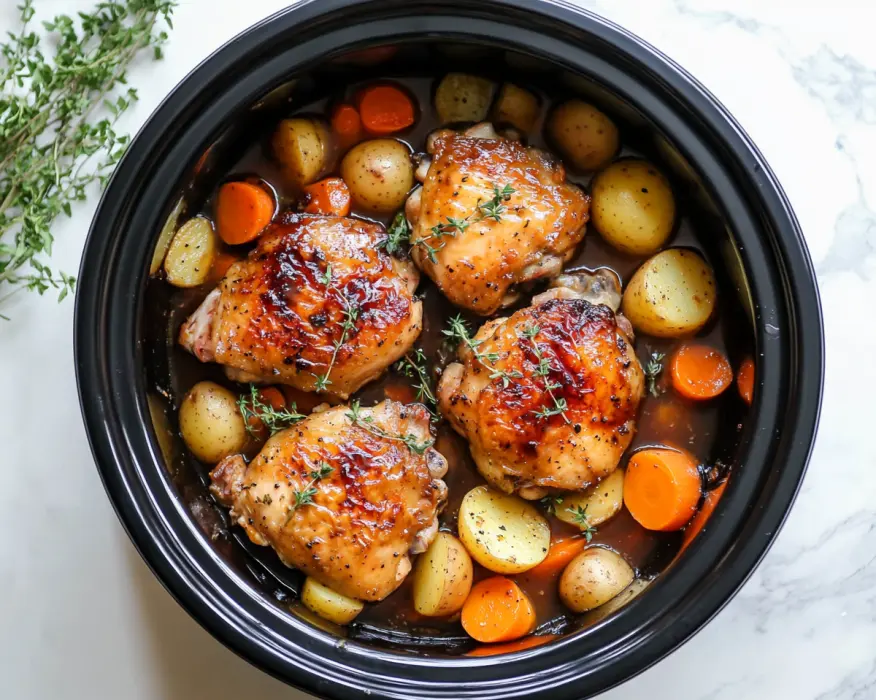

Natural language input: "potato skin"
[458,486,550,574]
[555,469,624,529]
[547,100,619,171]
[559,547,635,613]
[434,73,494,123]
[301,577,364,625]
[340,139,413,213]
[591,159,676,255]
[164,217,217,288]
[622,248,717,337]
[178,381,247,464]
[272,118,330,186]
[412,532,473,617]
[492,83,540,132]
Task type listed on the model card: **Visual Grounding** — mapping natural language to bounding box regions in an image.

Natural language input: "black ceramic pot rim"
[74,1,824,699]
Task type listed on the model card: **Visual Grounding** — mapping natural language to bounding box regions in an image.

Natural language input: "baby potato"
[492,83,540,132]
[340,139,413,213]
[150,196,184,276]
[556,469,624,529]
[582,577,650,624]
[164,216,217,288]
[412,532,473,617]
[458,485,550,574]
[622,248,717,337]
[559,547,635,613]
[434,73,495,124]
[272,118,330,186]
[301,577,364,625]
[591,159,676,255]
[178,381,247,464]
[547,100,619,171]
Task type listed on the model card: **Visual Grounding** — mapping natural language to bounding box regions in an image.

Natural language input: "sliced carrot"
[682,480,728,550]
[624,448,701,531]
[215,181,275,245]
[384,383,416,404]
[358,84,415,135]
[528,537,586,578]
[466,634,558,657]
[331,103,363,148]
[737,357,754,405]
[669,344,733,400]
[302,177,352,217]
[461,576,536,644]
[209,251,239,282]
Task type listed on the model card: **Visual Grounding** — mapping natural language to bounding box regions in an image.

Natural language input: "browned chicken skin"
[405,123,590,315]
[179,214,422,399]
[437,271,644,499]
[210,400,448,602]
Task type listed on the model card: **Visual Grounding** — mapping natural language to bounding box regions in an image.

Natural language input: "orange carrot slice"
[624,448,701,531]
[358,84,415,135]
[528,537,587,578]
[466,634,558,657]
[302,177,352,216]
[215,181,274,245]
[331,103,363,148]
[682,480,728,550]
[737,357,754,405]
[669,344,733,400]
[461,577,536,644]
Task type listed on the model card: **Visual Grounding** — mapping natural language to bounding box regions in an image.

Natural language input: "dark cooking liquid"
[156,73,738,645]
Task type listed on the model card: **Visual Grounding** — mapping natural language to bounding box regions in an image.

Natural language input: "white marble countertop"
[1,0,872,698]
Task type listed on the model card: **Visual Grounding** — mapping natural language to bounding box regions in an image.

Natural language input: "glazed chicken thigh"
[179,214,422,399]
[438,270,644,499]
[405,123,590,315]
[210,400,448,602]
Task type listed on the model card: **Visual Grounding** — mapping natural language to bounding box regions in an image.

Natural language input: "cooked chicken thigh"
[179,214,422,399]
[405,123,590,315]
[438,270,644,499]
[210,400,448,602]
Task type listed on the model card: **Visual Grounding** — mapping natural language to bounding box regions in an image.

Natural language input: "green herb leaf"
[237,384,306,436]
[568,504,597,542]
[345,399,434,455]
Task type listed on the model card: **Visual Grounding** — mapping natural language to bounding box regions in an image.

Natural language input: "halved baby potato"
[272,118,330,187]
[434,73,495,124]
[559,547,635,613]
[178,381,247,464]
[622,248,717,337]
[301,577,364,625]
[458,486,550,574]
[555,469,624,529]
[492,83,540,132]
[412,532,473,617]
[164,216,217,288]
[150,196,184,276]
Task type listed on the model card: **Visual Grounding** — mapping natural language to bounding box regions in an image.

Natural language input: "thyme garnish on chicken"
[414,183,515,263]
[285,461,333,523]
[346,400,433,455]
[522,324,570,423]
[237,384,306,436]
[644,351,666,397]
[444,314,523,387]
[314,281,360,393]
[393,348,439,417]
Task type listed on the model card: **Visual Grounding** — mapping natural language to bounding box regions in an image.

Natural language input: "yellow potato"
[163,216,217,288]
[412,532,473,617]
[272,118,329,186]
[301,577,364,625]
[555,469,624,529]
[582,578,650,624]
[340,139,413,213]
[591,159,676,255]
[547,100,619,171]
[622,248,717,337]
[150,196,184,275]
[178,381,247,464]
[458,486,550,574]
[492,83,540,132]
[559,547,635,613]
[434,73,495,124]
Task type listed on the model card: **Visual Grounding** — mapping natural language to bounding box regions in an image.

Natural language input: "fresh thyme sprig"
[393,348,439,417]
[522,325,570,423]
[444,314,523,387]
[237,384,306,437]
[644,351,666,398]
[540,494,564,516]
[568,504,597,542]
[313,267,360,392]
[285,461,333,524]
[380,211,410,256]
[346,400,433,455]
[415,183,515,263]
[0,0,176,315]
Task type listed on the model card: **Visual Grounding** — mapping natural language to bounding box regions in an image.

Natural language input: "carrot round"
[215,181,274,245]
[737,357,754,405]
[669,344,733,400]
[466,634,558,657]
[461,576,536,643]
[331,103,362,147]
[528,537,587,578]
[624,448,701,531]
[682,480,728,550]
[302,177,352,216]
[358,84,415,135]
